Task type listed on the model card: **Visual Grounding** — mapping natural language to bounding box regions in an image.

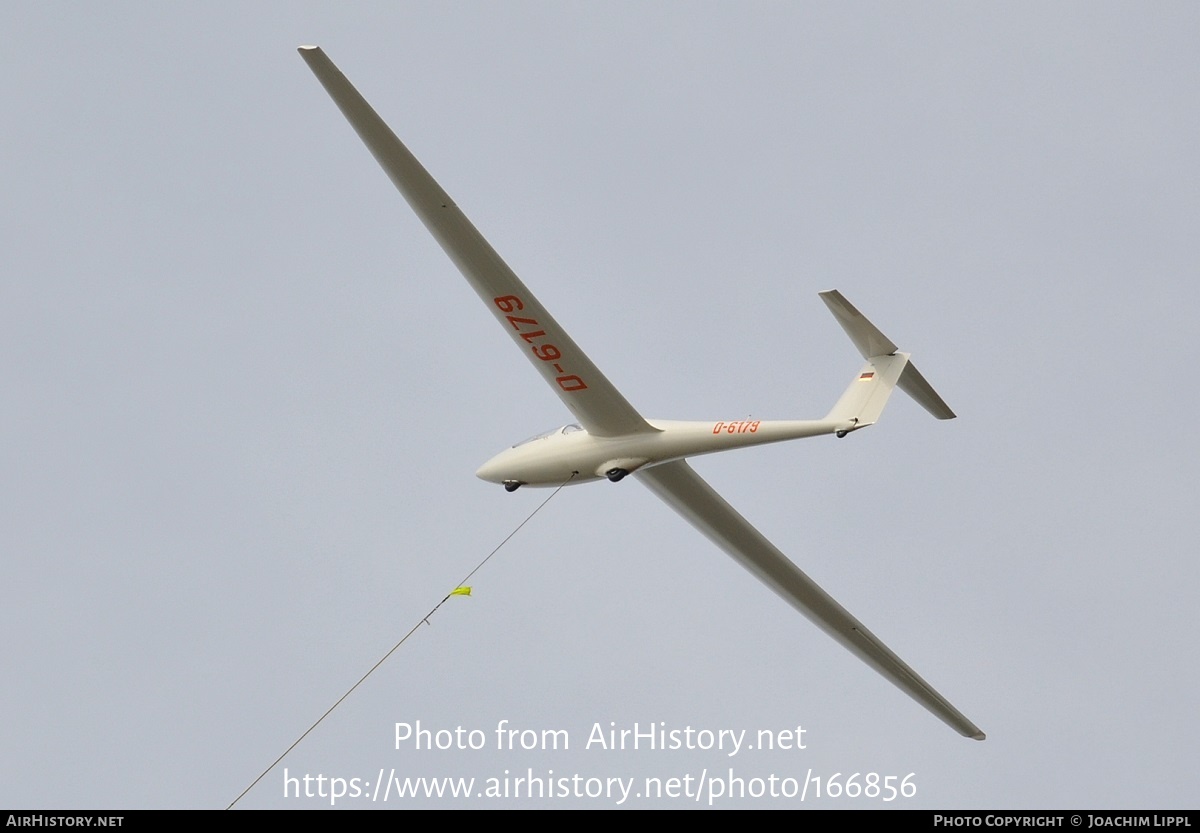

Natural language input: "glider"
[298,46,984,740]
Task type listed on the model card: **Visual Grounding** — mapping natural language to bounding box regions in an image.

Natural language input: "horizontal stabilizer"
[898,362,956,420]
[820,290,956,424]
[819,290,897,359]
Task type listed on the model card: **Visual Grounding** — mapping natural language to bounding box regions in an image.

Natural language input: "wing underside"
[636,459,985,740]
[298,46,655,438]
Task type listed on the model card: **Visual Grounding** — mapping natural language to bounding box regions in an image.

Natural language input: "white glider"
[298,46,984,740]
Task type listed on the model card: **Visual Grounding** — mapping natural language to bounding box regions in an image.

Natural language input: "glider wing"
[298,46,656,438]
[636,458,985,740]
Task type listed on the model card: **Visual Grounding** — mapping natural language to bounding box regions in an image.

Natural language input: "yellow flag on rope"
[450,587,472,597]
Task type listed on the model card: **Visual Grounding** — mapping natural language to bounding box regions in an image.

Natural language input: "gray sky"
[3,2,1197,809]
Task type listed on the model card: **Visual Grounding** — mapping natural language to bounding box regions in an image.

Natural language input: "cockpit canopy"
[512,423,583,447]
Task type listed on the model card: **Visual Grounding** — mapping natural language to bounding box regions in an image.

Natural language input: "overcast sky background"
[3,3,1197,809]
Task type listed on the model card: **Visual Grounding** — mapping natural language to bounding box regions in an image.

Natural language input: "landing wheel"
[605,468,628,482]
[503,481,522,492]
[836,430,847,439]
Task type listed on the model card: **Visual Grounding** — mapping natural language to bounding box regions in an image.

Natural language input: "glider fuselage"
[476,419,843,486]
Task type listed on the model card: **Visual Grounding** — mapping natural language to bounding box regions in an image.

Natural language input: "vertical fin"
[825,353,909,427]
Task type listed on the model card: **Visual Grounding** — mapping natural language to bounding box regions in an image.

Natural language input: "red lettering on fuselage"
[712,420,760,434]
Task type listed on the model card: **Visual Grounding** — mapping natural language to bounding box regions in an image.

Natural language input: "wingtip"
[971,730,986,741]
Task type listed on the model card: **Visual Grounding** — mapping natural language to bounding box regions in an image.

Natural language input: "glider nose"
[475,460,498,483]
[475,453,506,484]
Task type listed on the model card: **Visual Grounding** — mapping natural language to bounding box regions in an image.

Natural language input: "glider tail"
[819,290,955,433]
